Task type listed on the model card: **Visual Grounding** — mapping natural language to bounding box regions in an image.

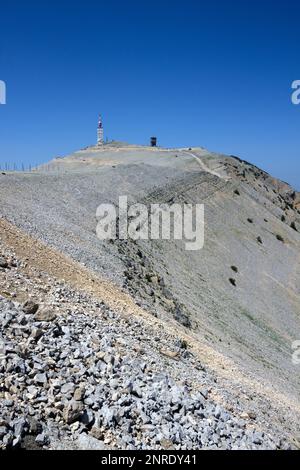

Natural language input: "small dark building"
[150,136,157,147]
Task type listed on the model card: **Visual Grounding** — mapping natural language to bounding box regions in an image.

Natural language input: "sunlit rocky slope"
[0,142,299,448]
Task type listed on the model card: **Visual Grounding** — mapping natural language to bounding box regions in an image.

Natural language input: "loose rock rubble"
[1,146,300,437]
[0,248,292,450]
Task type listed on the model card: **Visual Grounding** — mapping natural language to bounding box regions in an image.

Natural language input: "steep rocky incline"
[0,143,299,448]
[0,231,295,450]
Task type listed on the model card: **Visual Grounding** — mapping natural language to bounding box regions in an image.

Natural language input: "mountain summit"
[0,143,299,449]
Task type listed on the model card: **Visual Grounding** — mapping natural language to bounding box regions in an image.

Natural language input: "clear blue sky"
[0,0,299,188]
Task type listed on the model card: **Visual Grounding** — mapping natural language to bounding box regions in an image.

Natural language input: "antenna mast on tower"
[97,114,104,145]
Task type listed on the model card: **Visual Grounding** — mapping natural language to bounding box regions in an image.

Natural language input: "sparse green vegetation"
[291,221,298,232]
[276,234,284,242]
[177,339,188,349]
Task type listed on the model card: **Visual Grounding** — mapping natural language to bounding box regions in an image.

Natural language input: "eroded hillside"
[0,143,299,448]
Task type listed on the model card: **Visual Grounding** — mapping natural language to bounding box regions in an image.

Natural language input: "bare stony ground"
[0,226,296,450]
[0,142,300,449]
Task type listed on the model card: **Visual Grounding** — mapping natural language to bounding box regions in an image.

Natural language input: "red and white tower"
[97,114,104,145]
